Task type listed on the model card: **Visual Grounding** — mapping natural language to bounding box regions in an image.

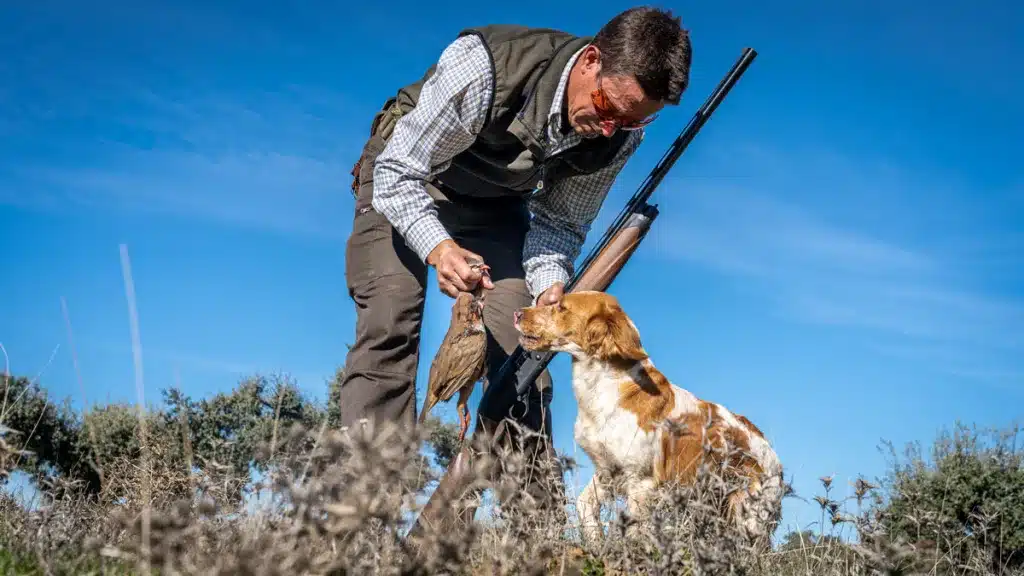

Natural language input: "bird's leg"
[457,387,472,443]
[458,407,470,443]
[468,261,491,302]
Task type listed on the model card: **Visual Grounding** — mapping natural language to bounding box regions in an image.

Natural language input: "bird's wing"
[420,343,454,422]
[421,296,478,422]
[429,333,488,402]
[424,311,468,387]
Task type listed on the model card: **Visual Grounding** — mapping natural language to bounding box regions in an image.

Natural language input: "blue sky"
[2,0,1022,537]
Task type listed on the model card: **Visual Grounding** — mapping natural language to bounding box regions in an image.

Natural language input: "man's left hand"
[537,282,565,306]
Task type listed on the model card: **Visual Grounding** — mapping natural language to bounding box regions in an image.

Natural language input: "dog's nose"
[513,310,523,324]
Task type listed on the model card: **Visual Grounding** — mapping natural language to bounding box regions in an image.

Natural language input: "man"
[339,7,692,441]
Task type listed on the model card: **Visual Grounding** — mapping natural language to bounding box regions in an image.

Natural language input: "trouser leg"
[437,193,563,505]
[478,273,563,507]
[435,193,555,440]
[338,132,428,432]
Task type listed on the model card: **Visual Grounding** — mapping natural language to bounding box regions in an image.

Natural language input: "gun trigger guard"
[510,393,530,420]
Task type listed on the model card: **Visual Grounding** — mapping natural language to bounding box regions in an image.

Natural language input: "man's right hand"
[426,239,495,298]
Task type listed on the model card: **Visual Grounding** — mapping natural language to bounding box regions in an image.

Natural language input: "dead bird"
[419,260,491,442]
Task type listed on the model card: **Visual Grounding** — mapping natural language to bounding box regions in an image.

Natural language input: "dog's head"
[513,291,647,364]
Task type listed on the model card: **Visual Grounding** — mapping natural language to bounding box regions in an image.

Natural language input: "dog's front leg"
[576,474,606,545]
[624,478,657,541]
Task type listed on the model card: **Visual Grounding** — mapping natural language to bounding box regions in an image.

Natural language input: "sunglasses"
[589,77,657,131]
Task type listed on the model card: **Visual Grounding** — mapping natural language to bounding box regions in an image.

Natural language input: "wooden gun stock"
[571,208,658,294]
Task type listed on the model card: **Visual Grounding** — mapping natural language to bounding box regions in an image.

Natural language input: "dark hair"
[592,6,692,104]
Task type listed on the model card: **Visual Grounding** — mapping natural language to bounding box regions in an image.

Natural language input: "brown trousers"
[338,130,555,443]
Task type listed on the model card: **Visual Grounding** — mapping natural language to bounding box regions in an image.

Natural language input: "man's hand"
[426,239,495,298]
[536,282,565,306]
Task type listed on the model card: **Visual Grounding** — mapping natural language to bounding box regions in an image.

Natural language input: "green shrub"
[873,422,1024,573]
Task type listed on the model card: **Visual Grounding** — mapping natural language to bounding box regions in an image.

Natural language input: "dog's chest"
[571,365,658,473]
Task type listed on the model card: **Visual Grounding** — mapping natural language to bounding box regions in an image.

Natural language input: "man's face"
[566,45,665,138]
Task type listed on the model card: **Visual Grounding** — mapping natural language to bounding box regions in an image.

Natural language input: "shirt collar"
[547,46,586,141]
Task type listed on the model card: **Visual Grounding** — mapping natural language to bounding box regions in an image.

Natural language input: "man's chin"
[582,123,612,139]
[577,123,599,135]
[570,120,601,138]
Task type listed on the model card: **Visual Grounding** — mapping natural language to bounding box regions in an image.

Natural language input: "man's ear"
[584,304,647,363]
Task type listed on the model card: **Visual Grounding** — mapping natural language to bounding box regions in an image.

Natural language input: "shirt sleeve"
[522,130,644,300]
[371,34,493,263]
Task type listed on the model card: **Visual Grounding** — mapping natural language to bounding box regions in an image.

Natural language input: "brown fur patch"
[654,401,763,485]
[515,291,649,365]
[736,414,765,439]
[577,295,647,364]
[617,361,675,432]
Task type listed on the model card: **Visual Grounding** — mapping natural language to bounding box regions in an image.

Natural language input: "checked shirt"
[371,33,643,300]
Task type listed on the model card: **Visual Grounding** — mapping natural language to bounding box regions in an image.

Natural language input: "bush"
[1,368,1022,575]
[873,422,1024,573]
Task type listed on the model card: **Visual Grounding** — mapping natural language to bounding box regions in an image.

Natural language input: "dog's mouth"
[518,332,543,349]
[513,312,544,349]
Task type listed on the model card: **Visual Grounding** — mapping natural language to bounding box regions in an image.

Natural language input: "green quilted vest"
[373,24,632,198]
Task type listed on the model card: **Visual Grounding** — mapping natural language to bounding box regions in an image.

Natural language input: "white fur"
[522,306,784,545]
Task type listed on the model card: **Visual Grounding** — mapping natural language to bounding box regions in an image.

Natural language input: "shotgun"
[407,46,759,542]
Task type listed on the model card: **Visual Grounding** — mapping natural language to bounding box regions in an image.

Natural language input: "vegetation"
[1,367,1022,575]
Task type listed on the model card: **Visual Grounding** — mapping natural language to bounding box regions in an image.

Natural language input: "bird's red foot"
[458,407,471,443]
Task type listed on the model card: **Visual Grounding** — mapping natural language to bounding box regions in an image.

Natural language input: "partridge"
[419,260,491,442]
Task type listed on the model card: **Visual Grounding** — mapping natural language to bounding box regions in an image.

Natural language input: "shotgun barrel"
[481,46,759,409]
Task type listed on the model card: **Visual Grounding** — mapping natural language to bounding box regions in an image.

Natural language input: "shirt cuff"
[404,214,452,262]
[527,264,570,304]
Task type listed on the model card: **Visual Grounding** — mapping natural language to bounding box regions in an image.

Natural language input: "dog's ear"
[584,303,647,363]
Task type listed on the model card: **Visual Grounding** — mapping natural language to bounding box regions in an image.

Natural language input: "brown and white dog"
[513,291,784,544]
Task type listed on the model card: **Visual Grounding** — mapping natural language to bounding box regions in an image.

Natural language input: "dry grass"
[2,411,1021,575]
[2,254,1021,573]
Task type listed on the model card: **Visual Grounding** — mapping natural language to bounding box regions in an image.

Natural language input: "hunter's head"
[566,6,692,138]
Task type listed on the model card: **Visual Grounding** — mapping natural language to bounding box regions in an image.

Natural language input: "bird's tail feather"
[419,395,435,424]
